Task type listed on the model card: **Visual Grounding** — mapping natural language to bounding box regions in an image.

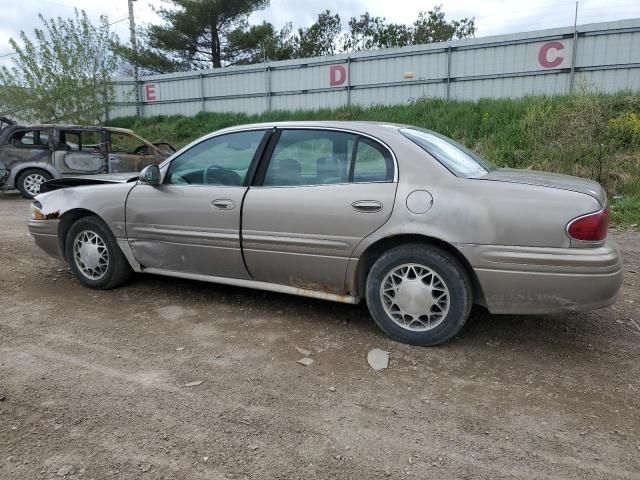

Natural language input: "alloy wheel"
[23,173,47,196]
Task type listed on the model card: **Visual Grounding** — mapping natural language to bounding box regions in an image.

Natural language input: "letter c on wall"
[329,65,347,86]
[538,41,564,68]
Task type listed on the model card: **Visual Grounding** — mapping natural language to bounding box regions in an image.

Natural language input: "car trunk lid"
[477,168,607,206]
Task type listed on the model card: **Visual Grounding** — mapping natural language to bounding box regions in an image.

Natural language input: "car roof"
[215,120,408,135]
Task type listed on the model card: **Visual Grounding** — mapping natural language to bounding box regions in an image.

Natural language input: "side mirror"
[139,164,161,185]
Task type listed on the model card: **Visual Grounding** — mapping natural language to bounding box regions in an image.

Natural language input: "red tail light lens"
[567,207,609,241]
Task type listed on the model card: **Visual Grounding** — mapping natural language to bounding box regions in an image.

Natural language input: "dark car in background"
[0,119,174,198]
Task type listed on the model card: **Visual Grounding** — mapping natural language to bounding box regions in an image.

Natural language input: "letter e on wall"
[538,41,564,68]
[144,83,158,101]
[329,65,347,87]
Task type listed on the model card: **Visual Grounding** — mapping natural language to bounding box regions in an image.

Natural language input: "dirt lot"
[1,193,639,480]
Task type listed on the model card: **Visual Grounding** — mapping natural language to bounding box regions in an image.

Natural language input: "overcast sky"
[1,0,639,68]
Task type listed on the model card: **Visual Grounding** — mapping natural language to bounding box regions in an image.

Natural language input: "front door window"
[166,130,266,186]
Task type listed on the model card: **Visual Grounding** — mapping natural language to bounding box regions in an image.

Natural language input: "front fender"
[34,182,137,241]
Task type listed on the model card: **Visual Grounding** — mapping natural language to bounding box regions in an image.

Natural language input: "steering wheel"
[203,165,242,186]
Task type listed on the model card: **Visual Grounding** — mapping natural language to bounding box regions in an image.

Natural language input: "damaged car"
[27,121,623,346]
[0,119,174,198]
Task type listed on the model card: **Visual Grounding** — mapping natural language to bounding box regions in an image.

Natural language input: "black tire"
[365,244,472,346]
[65,216,132,289]
[17,168,52,199]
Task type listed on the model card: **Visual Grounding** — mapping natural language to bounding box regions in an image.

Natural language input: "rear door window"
[263,130,354,186]
[352,137,394,182]
[260,129,394,186]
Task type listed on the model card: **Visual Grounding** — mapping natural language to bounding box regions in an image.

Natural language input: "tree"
[118,3,476,72]
[343,13,385,52]
[0,9,118,124]
[412,6,476,44]
[226,21,295,65]
[294,10,342,58]
[344,13,412,51]
[117,0,269,73]
[344,5,475,53]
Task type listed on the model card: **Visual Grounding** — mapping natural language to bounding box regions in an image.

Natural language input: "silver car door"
[125,129,268,279]
[242,128,398,293]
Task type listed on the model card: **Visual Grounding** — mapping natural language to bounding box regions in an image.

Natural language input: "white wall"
[109,18,640,118]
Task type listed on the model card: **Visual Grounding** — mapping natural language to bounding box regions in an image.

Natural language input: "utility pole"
[569,1,579,93]
[128,0,142,116]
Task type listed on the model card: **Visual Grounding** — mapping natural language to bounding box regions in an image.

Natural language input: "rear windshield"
[399,128,494,178]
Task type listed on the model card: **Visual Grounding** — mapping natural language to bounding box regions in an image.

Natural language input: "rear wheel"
[17,169,52,198]
[65,216,132,289]
[365,244,472,346]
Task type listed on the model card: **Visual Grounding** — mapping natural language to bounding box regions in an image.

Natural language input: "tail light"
[567,207,609,242]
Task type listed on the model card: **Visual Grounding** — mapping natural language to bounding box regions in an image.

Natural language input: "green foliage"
[109,94,640,227]
[295,10,342,57]
[412,6,476,44]
[523,95,606,178]
[122,4,474,72]
[609,111,640,147]
[343,5,476,52]
[116,0,269,72]
[226,22,295,65]
[0,9,118,124]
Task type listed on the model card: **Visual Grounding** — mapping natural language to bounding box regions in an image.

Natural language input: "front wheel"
[365,244,472,346]
[17,169,52,198]
[65,216,132,289]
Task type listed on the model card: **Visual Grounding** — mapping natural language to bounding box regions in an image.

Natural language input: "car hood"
[477,168,606,206]
[40,172,139,193]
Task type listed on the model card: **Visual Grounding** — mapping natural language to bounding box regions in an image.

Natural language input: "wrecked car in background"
[0,119,174,198]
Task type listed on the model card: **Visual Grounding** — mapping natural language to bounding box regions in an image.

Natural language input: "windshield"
[399,128,494,178]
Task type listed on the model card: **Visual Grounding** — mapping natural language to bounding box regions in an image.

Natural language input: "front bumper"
[459,240,623,314]
[27,219,62,259]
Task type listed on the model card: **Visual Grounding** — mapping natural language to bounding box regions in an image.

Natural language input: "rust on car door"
[107,130,163,173]
[0,127,53,174]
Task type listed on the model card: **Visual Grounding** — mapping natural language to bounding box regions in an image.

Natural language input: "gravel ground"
[1,193,639,480]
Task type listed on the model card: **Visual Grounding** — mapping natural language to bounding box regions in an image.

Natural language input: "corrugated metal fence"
[110,18,640,118]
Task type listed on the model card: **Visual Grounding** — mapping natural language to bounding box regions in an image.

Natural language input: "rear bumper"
[27,219,62,259]
[459,240,623,314]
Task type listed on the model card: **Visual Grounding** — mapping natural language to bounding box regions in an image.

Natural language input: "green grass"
[109,93,640,228]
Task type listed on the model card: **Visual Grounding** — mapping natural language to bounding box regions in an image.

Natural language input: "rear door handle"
[351,200,383,213]
[211,199,236,210]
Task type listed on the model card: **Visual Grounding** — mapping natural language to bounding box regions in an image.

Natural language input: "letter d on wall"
[329,65,347,87]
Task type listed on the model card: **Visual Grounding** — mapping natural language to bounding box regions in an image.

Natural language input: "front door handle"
[351,200,383,213]
[211,199,236,210]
